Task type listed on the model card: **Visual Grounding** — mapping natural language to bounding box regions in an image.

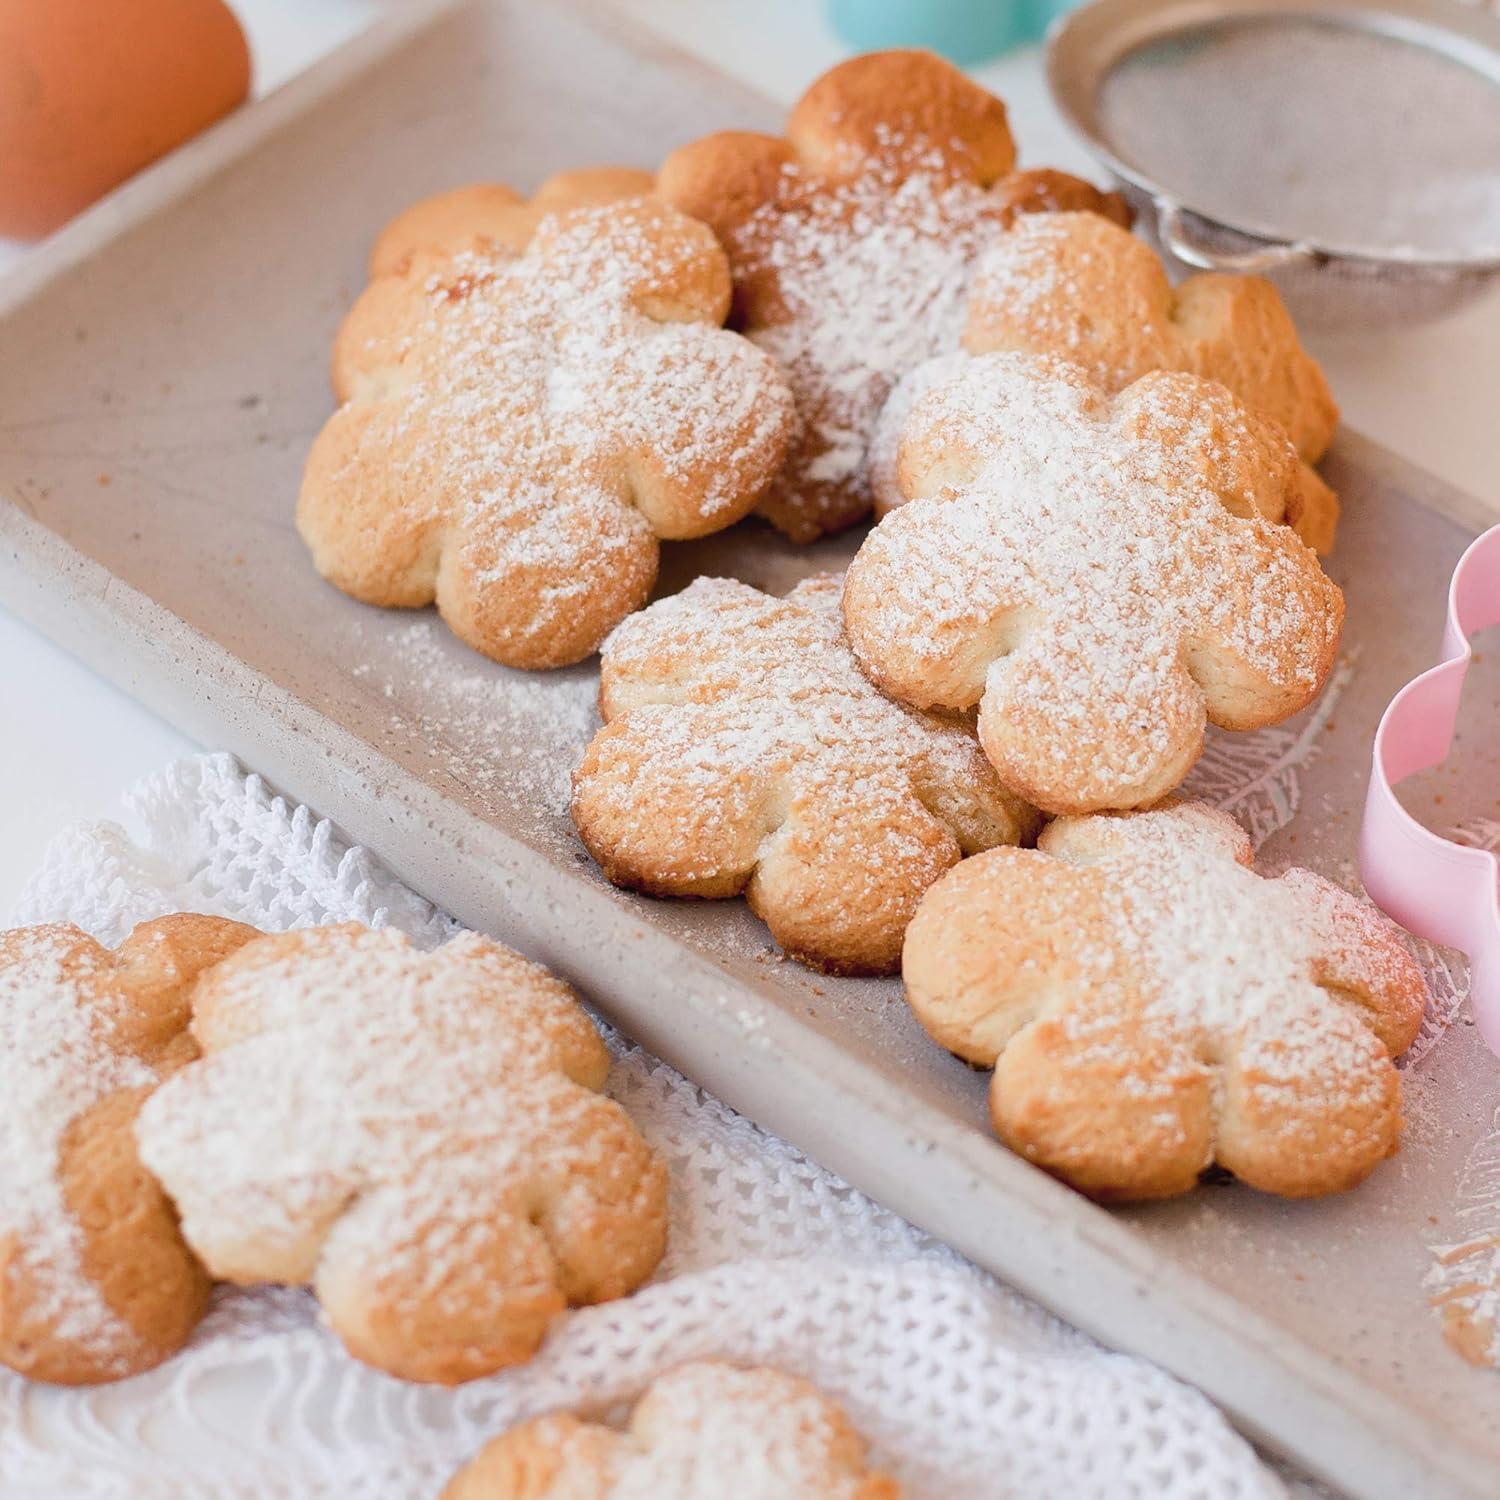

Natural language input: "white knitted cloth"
[1,753,1292,1499]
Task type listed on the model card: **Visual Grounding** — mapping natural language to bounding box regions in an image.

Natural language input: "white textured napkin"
[3,752,1304,1499]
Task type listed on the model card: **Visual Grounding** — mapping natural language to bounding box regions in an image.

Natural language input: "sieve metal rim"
[1046,0,1500,278]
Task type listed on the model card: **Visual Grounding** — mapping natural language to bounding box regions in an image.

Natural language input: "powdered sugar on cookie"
[0,929,155,1368]
[1056,805,1421,1106]
[136,924,667,1384]
[843,353,1343,814]
[966,211,1152,393]
[964,210,1336,439]
[611,1362,891,1499]
[869,211,1340,555]
[743,153,1017,516]
[657,50,1126,541]
[446,1361,896,1498]
[300,198,794,669]
[572,574,1037,974]
[596,573,1020,830]
[903,802,1428,1199]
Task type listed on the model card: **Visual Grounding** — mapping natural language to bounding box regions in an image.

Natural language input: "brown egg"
[0,0,251,240]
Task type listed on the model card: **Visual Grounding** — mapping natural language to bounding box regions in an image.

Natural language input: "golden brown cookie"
[443,1361,900,1499]
[657,49,1129,541]
[0,915,259,1384]
[902,802,1428,1201]
[571,574,1039,974]
[135,924,667,1385]
[299,196,795,669]
[842,353,1344,815]
[368,167,656,279]
[869,210,1338,548]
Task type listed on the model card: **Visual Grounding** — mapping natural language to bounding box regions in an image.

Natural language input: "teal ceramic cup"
[827,0,1081,64]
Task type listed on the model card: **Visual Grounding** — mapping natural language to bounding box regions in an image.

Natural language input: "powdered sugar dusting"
[135,927,656,1324]
[847,354,1340,804]
[865,218,1157,519]
[576,575,1037,969]
[1040,804,1423,1144]
[350,619,599,817]
[0,927,157,1371]
[330,201,793,655]
[970,214,1127,364]
[867,350,970,517]
[741,152,1016,526]
[531,1361,886,1498]
[594,573,1031,854]
[621,1361,884,1497]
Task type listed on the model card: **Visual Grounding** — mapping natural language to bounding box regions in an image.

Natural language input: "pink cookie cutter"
[1361,525,1500,1057]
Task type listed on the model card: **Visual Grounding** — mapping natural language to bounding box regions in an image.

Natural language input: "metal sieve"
[1047,0,1500,325]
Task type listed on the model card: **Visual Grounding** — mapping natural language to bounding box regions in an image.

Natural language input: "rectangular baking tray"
[1,3,1496,1494]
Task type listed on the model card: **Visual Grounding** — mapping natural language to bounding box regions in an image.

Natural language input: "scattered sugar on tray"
[0,929,158,1368]
[350,618,599,818]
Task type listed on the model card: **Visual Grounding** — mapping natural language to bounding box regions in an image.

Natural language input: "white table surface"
[2,0,1498,916]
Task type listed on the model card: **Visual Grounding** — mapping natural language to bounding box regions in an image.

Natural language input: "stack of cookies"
[0,46,1435,1496]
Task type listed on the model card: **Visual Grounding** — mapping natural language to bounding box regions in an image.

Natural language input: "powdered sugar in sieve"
[1048,0,1500,324]
[1098,16,1500,260]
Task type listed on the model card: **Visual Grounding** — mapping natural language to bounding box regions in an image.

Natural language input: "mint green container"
[827,0,1082,64]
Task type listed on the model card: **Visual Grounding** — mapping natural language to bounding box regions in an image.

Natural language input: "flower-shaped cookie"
[842,353,1344,815]
[903,803,1428,1200]
[870,210,1339,549]
[571,574,1039,974]
[135,924,668,1384]
[299,196,796,669]
[444,1361,899,1499]
[0,915,259,1384]
[658,49,1129,541]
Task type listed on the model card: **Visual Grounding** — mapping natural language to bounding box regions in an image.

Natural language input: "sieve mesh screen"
[1100,15,1500,260]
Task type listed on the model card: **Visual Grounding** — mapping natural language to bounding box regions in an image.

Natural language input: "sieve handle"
[1155,198,1319,274]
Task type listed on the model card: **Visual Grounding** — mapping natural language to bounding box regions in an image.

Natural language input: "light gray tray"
[1,3,1496,1494]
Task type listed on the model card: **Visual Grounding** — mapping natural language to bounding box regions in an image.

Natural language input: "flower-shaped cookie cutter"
[1361,526,1500,1056]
